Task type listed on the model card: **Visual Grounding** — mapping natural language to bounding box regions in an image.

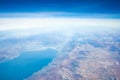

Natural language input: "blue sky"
[0,0,120,18]
[0,0,120,37]
[0,0,120,13]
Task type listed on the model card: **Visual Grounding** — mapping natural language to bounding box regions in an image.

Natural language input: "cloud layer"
[0,17,120,38]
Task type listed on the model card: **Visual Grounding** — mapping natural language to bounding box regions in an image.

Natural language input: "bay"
[0,48,57,80]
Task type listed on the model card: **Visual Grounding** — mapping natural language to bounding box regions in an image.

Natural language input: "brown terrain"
[27,43,120,80]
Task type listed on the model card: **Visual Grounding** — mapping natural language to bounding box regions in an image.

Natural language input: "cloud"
[0,17,120,38]
[0,17,120,30]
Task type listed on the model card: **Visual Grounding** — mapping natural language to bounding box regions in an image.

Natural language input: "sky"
[0,0,120,36]
[0,0,120,18]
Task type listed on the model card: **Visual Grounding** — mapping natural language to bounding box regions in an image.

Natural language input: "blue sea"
[0,48,57,80]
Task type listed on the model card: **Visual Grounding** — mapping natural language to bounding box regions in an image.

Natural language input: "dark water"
[0,48,57,80]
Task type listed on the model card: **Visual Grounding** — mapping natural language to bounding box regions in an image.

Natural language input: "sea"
[0,48,57,80]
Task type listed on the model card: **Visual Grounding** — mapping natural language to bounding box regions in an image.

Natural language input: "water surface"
[0,48,57,80]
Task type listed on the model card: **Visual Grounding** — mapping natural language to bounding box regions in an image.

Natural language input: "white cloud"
[0,17,120,37]
[0,18,120,30]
